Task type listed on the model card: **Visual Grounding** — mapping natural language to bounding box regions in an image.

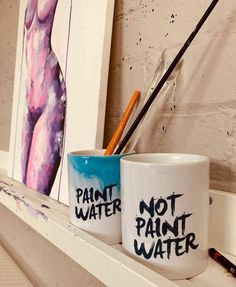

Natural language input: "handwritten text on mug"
[74,184,121,220]
[134,192,199,260]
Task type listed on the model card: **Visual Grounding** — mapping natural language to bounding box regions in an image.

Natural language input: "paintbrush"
[104,90,140,155]
[122,49,183,153]
[115,0,220,154]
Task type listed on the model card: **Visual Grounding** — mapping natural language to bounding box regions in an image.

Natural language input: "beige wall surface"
[105,0,236,193]
[0,0,19,151]
[0,0,236,194]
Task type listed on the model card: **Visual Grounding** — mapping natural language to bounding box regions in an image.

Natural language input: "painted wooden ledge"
[0,169,177,287]
[0,168,235,287]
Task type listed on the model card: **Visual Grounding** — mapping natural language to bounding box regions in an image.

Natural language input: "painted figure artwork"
[22,0,66,196]
[9,0,115,204]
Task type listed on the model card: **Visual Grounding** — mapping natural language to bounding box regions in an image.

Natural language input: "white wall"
[0,0,19,151]
[104,0,236,194]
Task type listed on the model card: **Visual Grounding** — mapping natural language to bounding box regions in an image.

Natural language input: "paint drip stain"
[0,180,13,186]
[41,204,50,209]
[0,185,12,196]
[0,185,48,221]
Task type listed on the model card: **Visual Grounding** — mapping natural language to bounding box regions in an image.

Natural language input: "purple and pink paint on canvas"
[22,0,67,196]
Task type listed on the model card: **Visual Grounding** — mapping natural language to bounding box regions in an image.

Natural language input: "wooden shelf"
[0,169,235,287]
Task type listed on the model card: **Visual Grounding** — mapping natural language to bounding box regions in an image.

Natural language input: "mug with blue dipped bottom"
[68,149,126,244]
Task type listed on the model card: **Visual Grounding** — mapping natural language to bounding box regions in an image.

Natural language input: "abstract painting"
[9,0,115,204]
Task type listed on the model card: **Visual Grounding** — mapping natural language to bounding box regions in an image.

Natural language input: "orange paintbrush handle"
[104,90,140,155]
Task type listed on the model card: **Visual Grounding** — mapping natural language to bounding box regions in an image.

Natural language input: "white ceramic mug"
[68,149,127,244]
[121,153,209,279]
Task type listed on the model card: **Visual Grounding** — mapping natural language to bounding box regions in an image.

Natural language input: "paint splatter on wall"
[104,0,236,194]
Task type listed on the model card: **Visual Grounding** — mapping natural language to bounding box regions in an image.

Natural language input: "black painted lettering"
[134,193,199,260]
[178,213,192,235]
[154,217,161,237]
[145,218,155,238]
[162,237,175,259]
[83,187,93,204]
[139,197,155,217]
[175,236,186,256]
[185,233,199,253]
[136,217,146,237]
[76,188,83,203]
[106,184,117,201]
[154,198,168,216]
[134,239,155,259]
[112,198,121,214]
[94,188,107,202]
[104,202,113,217]
[75,206,89,221]
[166,193,183,216]
[162,218,179,237]
[153,239,166,259]
[89,204,97,219]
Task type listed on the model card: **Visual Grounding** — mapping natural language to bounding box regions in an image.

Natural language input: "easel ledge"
[0,168,235,287]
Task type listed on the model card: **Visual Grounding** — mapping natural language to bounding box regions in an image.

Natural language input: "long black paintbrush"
[115,0,220,154]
